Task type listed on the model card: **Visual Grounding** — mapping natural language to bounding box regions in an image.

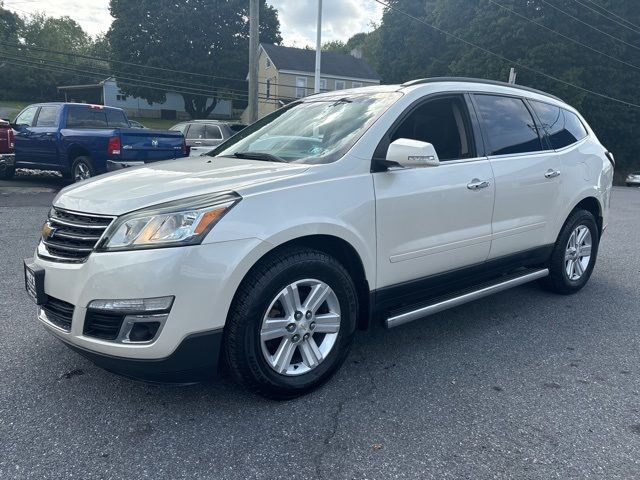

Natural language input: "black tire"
[539,209,599,295]
[68,156,95,182]
[224,247,358,399]
[0,165,15,180]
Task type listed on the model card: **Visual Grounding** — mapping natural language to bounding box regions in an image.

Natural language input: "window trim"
[371,92,480,172]
[469,92,547,158]
[335,80,346,90]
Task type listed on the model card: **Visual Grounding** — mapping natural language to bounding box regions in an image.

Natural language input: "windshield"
[210,92,402,164]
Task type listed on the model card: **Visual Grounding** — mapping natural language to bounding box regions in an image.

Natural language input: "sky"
[3,0,384,47]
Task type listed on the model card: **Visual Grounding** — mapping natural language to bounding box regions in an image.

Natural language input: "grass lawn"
[128,117,179,130]
[0,100,32,111]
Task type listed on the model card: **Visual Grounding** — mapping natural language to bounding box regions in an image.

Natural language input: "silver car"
[626,171,640,187]
[170,120,245,156]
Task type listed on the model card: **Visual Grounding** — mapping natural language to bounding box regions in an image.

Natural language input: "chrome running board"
[385,268,549,329]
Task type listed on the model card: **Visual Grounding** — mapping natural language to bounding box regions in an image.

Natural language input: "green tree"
[107,0,281,119]
[370,0,640,177]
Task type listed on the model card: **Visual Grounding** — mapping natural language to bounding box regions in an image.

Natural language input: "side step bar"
[385,268,549,329]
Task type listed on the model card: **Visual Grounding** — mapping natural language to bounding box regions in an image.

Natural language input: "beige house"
[243,43,381,121]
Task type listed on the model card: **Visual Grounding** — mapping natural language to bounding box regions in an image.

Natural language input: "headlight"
[98,191,240,251]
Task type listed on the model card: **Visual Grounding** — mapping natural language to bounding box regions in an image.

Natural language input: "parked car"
[24,78,614,399]
[8,103,187,182]
[170,120,245,156]
[626,171,640,187]
[0,119,15,179]
[128,119,146,129]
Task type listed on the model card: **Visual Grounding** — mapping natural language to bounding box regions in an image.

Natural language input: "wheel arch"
[67,145,92,166]
[230,233,373,331]
[571,195,603,235]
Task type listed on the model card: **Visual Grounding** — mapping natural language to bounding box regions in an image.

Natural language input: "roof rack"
[401,77,563,102]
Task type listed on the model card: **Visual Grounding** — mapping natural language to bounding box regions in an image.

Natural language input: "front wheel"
[540,209,599,295]
[224,247,358,399]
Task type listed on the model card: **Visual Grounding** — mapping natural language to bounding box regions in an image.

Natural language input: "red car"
[0,119,15,179]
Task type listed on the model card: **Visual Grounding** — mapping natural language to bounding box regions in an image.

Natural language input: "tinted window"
[106,109,129,128]
[205,125,222,140]
[390,96,474,161]
[35,106,60,127]
[66,107,108,128]
[14,106,38,127]
[186,123,205,139]
[474,94,542,155]
[530,100,588,149]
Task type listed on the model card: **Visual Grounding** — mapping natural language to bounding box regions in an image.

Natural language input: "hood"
[54,156,310,215]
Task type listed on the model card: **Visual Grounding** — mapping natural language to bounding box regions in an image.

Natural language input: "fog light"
[88,296,174,313]
[128,321,161,342]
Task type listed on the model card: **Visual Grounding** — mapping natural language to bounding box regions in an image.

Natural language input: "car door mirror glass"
[386,138,440,168]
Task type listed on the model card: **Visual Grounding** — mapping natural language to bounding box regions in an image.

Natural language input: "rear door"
[30,105,61,167]
[374,94,495,294]
[472,93,561,259]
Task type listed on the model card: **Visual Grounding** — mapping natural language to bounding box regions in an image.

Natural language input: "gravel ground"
[1,187,639,479]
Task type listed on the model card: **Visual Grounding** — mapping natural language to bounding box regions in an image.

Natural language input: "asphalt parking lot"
[1,184,640,479]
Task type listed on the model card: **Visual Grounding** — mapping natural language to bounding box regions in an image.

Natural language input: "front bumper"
[30,237,263,381]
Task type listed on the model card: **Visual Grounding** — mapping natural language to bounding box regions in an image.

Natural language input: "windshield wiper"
[233,151,287,163]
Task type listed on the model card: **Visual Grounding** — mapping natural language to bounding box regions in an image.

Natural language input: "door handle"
[467,179,490,190]
[545,169,561,179]
[194,141,202,145]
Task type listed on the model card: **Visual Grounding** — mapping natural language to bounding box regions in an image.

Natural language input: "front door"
[373,95,495,292]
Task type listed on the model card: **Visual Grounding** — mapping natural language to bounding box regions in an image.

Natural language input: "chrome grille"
[39,207,114,263]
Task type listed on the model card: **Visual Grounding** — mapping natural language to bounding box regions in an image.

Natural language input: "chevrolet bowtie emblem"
[41,222,56,239]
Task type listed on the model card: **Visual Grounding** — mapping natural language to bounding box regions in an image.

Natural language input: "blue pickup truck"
[2,102,187,181]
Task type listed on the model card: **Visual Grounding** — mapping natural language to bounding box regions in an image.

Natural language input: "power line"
[487,0,640,72]
[570,0,640,35]
[579,0,640,31]
[372,0,640,109]
[541,0,640,52]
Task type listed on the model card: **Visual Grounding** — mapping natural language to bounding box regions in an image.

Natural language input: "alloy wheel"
[564,225,592,281]
[74,162,91,182]
[260,278,341,376]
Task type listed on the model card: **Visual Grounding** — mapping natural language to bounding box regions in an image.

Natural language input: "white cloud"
[5,0,383,45]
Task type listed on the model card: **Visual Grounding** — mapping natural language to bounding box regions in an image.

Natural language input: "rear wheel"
[0,165,15,180]
[69,156,95,182]
[540,209,599,295]
[224,247,358,399]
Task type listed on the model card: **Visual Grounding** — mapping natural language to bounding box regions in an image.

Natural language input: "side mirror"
[386,138,440,168]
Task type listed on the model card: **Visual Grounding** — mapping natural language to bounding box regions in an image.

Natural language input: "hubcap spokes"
[565,225,592,281]
[260,279,341,376]
[75,163,90,182]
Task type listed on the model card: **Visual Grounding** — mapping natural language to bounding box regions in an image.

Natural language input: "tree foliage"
[351,0,640,177]
[107,0,281,119]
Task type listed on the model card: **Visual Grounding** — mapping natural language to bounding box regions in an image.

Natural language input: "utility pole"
[314,0,323,93]
[248,0,259,122]
[508,67,517,84]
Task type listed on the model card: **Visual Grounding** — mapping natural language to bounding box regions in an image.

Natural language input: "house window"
[266,79,271,99]
[116,94,127,101]
[351,81,363,88]
[335,80,345,91]
[319,78,327,92]
[265,57,271,68]
[295,77,307,98]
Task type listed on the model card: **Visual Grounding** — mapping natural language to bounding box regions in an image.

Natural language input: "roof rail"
[401,77,563,102]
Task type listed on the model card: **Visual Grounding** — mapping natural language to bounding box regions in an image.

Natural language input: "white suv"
[24,78,614,398]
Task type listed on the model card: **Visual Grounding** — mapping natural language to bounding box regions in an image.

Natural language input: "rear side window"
[35,106,60,127]
[170,123,188,134]
[474,94,542,156]
[14,106,38,127]
[66,107,108,128]
[205,125,222,139]
[530,100,588,149]
[106,109,129,128]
